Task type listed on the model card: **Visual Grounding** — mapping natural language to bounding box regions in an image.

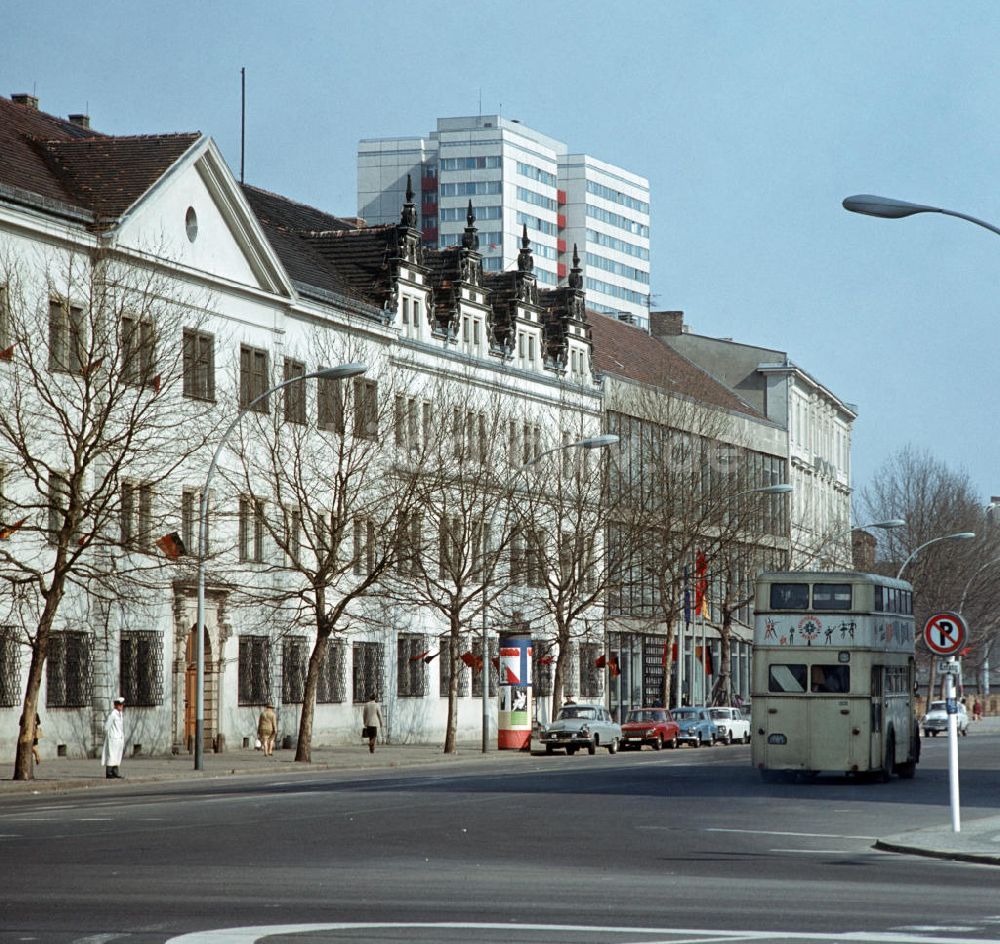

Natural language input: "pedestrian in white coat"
[101,696,126,779]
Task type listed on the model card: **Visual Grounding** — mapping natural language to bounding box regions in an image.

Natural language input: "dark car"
[620,707,680,750]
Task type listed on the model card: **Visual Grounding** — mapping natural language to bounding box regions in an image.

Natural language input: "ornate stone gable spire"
[400,173,418,229]
[568,243,583,289]
[462,199,479,251]
[517,223,534,273]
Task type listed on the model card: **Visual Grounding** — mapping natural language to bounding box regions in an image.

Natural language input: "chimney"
[11,93,39,110]
[649,310,685,337]
[68,113,91,130]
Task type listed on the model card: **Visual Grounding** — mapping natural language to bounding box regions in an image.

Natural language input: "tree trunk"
[443,616,460,753]
[716,610,733,706]
[660,621,676,709]
[550,625,572,719]
[295,633,330,763]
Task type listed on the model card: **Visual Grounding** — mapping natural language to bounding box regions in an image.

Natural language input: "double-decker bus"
[751,571,919,781]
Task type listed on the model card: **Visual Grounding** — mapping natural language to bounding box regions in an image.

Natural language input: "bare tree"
[0,246,218,779]
[860,445,1000,697]
[224,337,430,761]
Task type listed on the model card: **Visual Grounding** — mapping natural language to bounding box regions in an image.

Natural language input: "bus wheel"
[896,759,916,779]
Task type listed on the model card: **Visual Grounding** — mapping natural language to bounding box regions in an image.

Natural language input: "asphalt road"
[2,731,999,944]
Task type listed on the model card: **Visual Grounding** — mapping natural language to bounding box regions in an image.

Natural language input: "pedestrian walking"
[101,697,126,779]
[20,711,42,766]
[973,697,983,721]
[257,703,278,756]
[362,693,384,754]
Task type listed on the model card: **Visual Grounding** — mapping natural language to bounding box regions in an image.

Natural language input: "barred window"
[182,328,215,401]
[238,635,272,706]
[532,639,554,697]
[439,634,470,697]
[120,631,164,707]
[352,641,383,703]
[317,639,346,704]
[282,635,308,704]
[0,627,20,708]
[46,632,92,708]
[472,637,499,698]
[579,642,603,699]
[397,633,427,698]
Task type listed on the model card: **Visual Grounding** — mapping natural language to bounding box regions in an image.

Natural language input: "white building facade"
[357,115,651,326]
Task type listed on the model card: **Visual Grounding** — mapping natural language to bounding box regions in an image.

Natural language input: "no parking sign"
[922,611,967,656]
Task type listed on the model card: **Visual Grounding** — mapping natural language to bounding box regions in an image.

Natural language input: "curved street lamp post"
[194,363,367,770]
[895,532,976,581]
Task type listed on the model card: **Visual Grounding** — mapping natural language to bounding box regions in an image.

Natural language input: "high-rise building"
[358,115,651,326]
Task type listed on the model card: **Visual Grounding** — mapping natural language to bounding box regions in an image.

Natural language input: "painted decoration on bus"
[755,615,914,650]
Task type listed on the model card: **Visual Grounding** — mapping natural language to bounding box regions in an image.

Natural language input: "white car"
[922,700,969,737]
[709,707,751,744]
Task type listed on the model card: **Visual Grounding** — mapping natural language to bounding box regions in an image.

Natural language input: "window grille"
[439,633,470,697]
[397,633,427,698]
[579,642,603,699]
[472,637,499,698]
[182,328,215,401]
[46,632,92,708]
[0,627,19,708]
[317,639,346,703]
[282,636,308,704]
[119,631,164,707]
[532,639,553,697]
[238,635,272,706]
[352,641,384,703]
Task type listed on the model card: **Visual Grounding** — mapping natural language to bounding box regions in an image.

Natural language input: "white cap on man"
[113,696,125,705]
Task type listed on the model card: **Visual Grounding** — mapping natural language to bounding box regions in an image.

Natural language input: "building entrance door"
[184,628,213,752]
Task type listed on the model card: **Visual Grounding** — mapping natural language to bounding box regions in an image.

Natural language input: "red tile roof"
[587,311,763,418]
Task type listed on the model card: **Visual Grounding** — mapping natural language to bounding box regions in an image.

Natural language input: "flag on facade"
[0,517,27,540]
[0,343,14,362]
[422,652,439,664]
[410,650,430,662]
[608,654,621,678]
[694,550,709,618]
[594,654,607,668]
[461,652,483,673]
[155,531,185,559]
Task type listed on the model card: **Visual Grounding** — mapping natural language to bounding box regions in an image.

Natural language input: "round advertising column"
[498,633,532,750]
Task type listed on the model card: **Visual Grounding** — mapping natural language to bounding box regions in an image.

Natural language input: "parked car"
[539,703,622,755]
[922,700,970,737]
[709,707,751,745]
[620,708,680,750]
[672,706,719,747]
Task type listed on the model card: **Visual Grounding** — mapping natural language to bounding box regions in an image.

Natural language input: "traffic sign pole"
[943,661,961,833]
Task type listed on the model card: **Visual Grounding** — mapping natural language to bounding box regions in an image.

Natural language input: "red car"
[620,707,680,750]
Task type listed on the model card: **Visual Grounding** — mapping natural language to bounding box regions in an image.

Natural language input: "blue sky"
[6,1,1000,500]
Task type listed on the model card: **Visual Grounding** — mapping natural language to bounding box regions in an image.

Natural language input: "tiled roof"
[587,311,763,418]
[306,227,398,304]
[0,95,198,225]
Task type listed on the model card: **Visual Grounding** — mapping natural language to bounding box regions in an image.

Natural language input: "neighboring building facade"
[651,311,856,569]
[357,115,651,326]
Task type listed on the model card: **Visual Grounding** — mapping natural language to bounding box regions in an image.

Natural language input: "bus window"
[769,664,807,693]
[813,583,852,610]
[770,583,809,610]
[810,664,850,693]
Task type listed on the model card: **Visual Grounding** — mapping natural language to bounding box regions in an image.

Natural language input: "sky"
[5,1,1000,502]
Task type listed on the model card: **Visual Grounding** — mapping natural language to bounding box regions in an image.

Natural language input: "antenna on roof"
[240,67,246,185]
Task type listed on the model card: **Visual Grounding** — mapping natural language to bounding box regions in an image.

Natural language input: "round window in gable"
[185,206,199,242]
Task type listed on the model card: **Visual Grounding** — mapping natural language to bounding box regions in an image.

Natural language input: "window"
[352,641,383,703]
[579,642,603,698]
[439,513,462,578]
[182,328,215,400]
[769,583,809,610]
[46,632,92,708]
[122,315,155,386]
[810,664,850,694]
[238,635,272,706]
[509,529,525,585]
[0,284,8,349]
[121,481,153,549]
[397,633,427,698]
[48,299,86,373]
[318,372,345,433]
[239,345,270,412]
[47,471,69,544]
[0,627,20,708]
[238,497,265,563]
[532,641,553,697]
[283,358,306,424]
[354,378,378,440]
[282,636,308,704]
[768,663,807,694]
[526,529,546,587]
[120,631,164,707]
[471,638,498,698]
[181,488,200,557]
[353,517,375,575]
[283,506,301,566]
[396,511,421,576]
[317,640,346,703]
[812,583,852,611]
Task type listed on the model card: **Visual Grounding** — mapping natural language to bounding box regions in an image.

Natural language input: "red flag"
[0,517,27,540]
[461,652,483,673]
[155,531,186,560]
[81,356,104,378]
[0,343,14,362]
[410,650,430,662]
[609,654,621,678]
[490,656,500,671]
[422,652,439,664]
[694,549,709,618]
[151,374,162,394]
[538,655,554,665]
[594,654,607,668]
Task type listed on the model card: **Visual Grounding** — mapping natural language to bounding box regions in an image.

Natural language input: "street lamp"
[843,195,1000,238]
[801,519,906,569]
[481,433,619,752]
[896,532,976,581]
[194,362,367,770]
[958,556,1000,616]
